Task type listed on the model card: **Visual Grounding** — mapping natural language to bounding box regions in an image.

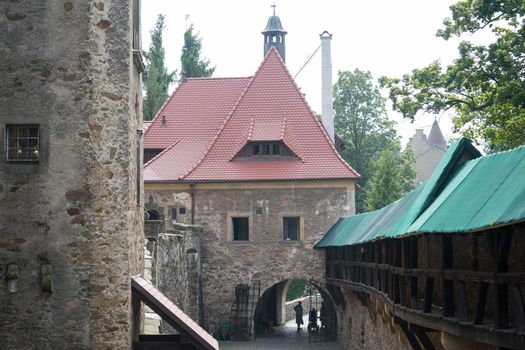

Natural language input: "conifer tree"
[143,15,176,121]
[180,24,215,80]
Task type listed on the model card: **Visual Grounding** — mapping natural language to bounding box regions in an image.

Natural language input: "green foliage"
[380,0,525,151]
[143,15,176,121]
[180,24,215,80]
[363,143,416,212]
[286,279,307,301]
[333,69,398,212]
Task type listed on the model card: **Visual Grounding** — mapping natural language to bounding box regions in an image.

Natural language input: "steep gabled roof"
[145,48,359,182]
[427,119,446,146]
[315,139,525,248]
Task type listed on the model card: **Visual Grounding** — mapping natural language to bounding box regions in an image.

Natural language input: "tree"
[333,69,397,212]
[380,0,525,151]
[363,144,416,212]
[180,24,215,80]
[143,15,176,121]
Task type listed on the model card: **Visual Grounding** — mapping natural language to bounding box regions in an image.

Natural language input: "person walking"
[293,301,304,331]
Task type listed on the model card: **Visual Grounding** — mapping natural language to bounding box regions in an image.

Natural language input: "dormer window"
[233,141,297,160]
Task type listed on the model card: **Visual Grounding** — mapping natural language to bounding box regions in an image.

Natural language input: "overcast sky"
[141,0,471,146]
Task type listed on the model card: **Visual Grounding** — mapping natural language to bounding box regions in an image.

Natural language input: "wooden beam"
[423,277,434,313]
[510,283,525,333]
[410,324,437,350]
[396,317,423,350]
[442,235,454,318]
[474,282,488,325]
[455,280,469,322]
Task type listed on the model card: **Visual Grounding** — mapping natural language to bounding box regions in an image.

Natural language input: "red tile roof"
[145,48,359,182]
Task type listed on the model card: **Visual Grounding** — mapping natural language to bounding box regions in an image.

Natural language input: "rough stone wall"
[145,181,355,328]
[337,291,412,350]
[0,1,143,349]
[155,226,201,326]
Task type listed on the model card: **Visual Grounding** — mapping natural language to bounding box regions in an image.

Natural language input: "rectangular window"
[252,144,260,155]
[171,208,177,223]
[179,207,186,214]
[232,217,249,241]
[262,144,270,155]
[283,217,300,241]
[272,144,280,155]
[6,125,39,162]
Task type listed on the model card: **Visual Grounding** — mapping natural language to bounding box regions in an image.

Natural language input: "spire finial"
[271,1,276,16]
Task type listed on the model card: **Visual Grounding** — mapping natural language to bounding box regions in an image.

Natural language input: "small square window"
[179,207,186,214]
[6,125,40,162]
[283,217,300,241]
[232,217,249,241]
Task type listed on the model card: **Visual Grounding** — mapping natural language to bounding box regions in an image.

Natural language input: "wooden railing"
[324,227,525,349]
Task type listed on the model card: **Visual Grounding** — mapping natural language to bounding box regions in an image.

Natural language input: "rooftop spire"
[262,5,287,61]
[427,119,446,146]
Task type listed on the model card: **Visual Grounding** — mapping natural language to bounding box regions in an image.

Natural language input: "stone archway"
[252,278,338,340]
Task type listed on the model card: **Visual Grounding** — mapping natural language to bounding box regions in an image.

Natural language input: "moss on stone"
[41,264,53,292]
[6,264,18,280]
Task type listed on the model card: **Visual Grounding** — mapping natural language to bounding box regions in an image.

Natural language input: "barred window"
[283,217,300,241]
[6,125,39,162]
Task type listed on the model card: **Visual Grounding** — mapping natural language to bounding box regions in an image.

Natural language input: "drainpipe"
[190,183,196,225]
[320,31,335,143]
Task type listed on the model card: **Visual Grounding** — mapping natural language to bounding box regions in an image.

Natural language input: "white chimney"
[320,31,334,143]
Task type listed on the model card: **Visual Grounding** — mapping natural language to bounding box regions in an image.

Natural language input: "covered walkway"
[219,318,343,350]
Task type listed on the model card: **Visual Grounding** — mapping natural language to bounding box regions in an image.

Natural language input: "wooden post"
[474,282,488,325]
[510,283,525,333]
[487,230,513,329]
[442,235,454,317]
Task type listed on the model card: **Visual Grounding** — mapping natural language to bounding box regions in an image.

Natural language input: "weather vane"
[271,1,276,16]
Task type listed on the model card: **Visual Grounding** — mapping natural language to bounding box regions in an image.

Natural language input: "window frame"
[6,125,40,162]
[279,214,304,243]
[227,212,252,243]
[283,216,300,241]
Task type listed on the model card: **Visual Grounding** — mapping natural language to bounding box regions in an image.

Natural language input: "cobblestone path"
[219,319,344,350]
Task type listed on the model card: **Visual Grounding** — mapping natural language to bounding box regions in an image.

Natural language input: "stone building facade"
[146,180,355,328]
[0,1,144,349]
[143,13,359,336]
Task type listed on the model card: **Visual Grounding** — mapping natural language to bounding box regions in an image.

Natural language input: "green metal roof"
[315,139,525,248]
[262,15,286,33]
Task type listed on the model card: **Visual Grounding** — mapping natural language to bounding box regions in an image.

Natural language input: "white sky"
[141,0,470,146]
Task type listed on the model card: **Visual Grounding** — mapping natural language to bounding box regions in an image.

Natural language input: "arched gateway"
[229,278,338,342]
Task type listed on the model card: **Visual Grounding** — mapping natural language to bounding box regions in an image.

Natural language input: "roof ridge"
[180,62,265,180]
[143,77,253,139]
[267,47,361,178]
[184,76,252,81]
[247,117,255,141]
[144,140,180,168]
[279,118,286,140]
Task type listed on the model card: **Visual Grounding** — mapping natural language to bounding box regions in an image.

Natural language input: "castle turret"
[262,6,287,61]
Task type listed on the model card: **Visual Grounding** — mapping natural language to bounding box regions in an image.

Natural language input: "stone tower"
[406,120,447,182]
[0,1,144,349]
[262,6,287,61]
